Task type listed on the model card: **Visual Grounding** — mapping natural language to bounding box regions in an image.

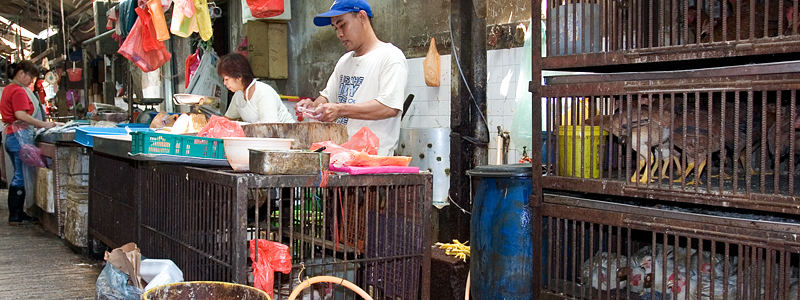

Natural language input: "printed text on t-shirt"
[336,75,364,125]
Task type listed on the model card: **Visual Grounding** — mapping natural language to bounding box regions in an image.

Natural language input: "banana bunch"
[435,240,470,262]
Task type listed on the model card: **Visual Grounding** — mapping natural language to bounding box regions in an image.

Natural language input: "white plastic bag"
[186,49,228,101]
[140,259,184,291]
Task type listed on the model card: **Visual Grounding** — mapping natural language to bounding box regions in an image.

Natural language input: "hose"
[288,276,373,300]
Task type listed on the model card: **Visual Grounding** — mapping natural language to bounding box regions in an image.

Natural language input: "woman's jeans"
[4,133,24,188]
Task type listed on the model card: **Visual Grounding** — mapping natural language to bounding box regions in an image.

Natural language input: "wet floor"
[0,189,101,299]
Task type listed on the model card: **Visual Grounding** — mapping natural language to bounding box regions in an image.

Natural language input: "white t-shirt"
[225,81,296,124]
[319,42,408,156]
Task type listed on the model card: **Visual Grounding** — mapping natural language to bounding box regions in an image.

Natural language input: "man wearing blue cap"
[296,0,408,156]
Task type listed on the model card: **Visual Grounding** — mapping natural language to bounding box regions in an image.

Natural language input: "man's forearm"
[339,100,399,120]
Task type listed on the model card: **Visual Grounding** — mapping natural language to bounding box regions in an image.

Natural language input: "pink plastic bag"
[249,240,292,297]
[340,127,379,155]
[197,116,245,138]
[20,144,45,167]
[245,0,284,18]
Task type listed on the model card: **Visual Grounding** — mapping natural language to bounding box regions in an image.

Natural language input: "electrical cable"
[448,12,490,143]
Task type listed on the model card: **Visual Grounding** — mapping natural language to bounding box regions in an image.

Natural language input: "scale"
[123,97,165,124]
[172,94,222,117]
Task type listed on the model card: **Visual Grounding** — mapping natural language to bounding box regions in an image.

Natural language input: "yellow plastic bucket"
[556,125,608,178]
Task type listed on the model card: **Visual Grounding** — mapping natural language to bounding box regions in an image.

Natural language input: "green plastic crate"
[130,131,226,159]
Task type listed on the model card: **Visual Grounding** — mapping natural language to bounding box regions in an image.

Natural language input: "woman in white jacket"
[217,53,295,124]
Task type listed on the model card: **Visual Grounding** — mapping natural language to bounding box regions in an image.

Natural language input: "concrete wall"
[286,0,531,97]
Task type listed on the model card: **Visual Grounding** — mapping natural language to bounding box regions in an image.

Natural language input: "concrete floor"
[0,189,101,299]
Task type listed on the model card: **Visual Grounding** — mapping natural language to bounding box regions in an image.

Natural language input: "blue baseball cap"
[313,0,373,27]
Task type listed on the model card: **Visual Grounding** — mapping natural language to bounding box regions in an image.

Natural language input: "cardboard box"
[245,21,288,79]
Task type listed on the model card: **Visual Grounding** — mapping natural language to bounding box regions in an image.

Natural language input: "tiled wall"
[403,47,527,164]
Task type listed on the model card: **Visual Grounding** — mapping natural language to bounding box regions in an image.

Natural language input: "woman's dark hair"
[217,53,254,87]
[7,60,38,79]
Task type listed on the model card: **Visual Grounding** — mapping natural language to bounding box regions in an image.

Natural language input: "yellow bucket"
[556,126,608,178]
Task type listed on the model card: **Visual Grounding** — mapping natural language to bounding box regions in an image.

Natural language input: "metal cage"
[540,0,800,68]
[540,61,800,215]
[138,165,432,300]
[539,194,800,300]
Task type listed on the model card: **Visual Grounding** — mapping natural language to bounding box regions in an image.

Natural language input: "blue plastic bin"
[116,123,151,129]
[467,164,535,300]
[74,127,152,147]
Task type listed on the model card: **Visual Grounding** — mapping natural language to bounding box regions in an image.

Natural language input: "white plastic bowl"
[222,137,294,171]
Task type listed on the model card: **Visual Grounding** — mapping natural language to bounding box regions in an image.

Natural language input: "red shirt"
[1,84,35,134]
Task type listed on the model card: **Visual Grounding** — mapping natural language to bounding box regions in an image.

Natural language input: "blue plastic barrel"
[467,164,534,300]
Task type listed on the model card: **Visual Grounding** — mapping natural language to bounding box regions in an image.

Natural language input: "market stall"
[82,123,432,299]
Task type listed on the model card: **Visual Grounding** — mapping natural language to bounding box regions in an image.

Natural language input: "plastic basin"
[221,137,293,171]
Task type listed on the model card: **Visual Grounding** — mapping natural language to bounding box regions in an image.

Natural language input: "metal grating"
[88,151,142,249]
[541,62,800,215]
[138,165,432,300]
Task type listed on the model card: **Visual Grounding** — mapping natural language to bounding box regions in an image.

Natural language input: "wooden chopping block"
[249,149,331,175]
[242,123,348,150]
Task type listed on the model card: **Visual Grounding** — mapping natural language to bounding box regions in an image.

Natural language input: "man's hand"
[316,103,342,122]
[295,98,315,111]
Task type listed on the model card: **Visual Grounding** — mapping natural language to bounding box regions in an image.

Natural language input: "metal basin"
[243,123,348,150]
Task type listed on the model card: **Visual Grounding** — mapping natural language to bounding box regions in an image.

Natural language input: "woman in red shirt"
[1,60,55,225]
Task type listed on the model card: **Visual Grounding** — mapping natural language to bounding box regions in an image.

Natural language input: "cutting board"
[243,123,348,150]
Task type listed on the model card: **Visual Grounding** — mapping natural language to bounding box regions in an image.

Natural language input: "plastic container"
[131,131,226,159]
[467,164,534,300]
[556,125,608,178]
[221,137,293,171]
[67,67,82,82]
[74,127,152,147]
[142,281,270,300]
[116,123,152,129]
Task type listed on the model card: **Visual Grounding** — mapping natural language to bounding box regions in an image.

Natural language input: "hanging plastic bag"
[118,0,138,38]
[423,37,441,87]
[147,0,170,41]
[193,0,213,41]
[249,239,292,298]
[137,8,161,52]
[184,51,199,88]
[118,8,172,72]
[197,116,245,138]
[186,49,226,100]
[170,0,198,38]
[245,0,284,18]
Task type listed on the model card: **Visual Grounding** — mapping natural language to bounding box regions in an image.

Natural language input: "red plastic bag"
[118,8,172,72]
[340,127,379,155]
[197,116,246,138]
[245,0,284,18]
[184,51,199,88]
[249,239,291,297]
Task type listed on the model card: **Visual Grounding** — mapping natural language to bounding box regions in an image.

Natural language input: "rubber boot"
[7,186,20,224]
[7,186,36,225]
